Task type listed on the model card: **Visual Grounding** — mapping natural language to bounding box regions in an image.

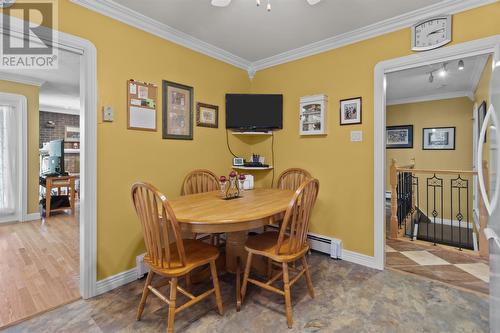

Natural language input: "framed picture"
[478,101,487,143]
[162,80,194,140]
[386,125,413,149]
[196,102,218,128]
[64,126,80,142]
[340,97,362,125]
[423,127,455,150]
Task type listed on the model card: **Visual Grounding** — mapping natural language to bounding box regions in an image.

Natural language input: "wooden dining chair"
[241,178,320,329]
[131,182,223,333]
[265,168,312,233]
[277,168,312,191]
[182,169,223,246]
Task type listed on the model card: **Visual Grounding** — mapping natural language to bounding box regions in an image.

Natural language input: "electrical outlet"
[103,106,114,122]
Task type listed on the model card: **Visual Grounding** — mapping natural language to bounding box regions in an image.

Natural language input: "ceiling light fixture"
[266,0,271,11]
[428,72,434,83]
[458,59,465,70]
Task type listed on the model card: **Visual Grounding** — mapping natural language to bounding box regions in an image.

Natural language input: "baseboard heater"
[136,233,343,279]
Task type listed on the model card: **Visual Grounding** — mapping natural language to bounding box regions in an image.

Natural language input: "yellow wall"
[0,80,39,214]
[4,1,499,279]
[475,55,493,107]
[386,97,474,185]
[248,3,500,256]
[474,55,493,163]
[45,0,250,279]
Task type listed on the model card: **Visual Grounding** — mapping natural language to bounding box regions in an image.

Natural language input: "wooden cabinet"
[299,94,327,136]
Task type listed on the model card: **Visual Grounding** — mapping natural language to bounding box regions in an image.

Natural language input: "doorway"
[0,15,98,328]
[373,35,500,273]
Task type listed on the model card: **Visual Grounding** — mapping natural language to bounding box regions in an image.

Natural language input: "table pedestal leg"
[236,256,241,312]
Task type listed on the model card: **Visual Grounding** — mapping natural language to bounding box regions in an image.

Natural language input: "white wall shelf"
[232,131,272,136]
[232,166,273,170]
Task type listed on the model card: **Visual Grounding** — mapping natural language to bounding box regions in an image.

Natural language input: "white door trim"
[0,93,27,224]
[0,15,98,298]
[374,35,500,270]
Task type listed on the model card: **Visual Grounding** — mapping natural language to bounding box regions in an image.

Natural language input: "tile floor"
[386,238,489,294]
[1,252,489,333]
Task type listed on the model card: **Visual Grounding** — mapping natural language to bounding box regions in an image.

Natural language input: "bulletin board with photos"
[127,80,158,131]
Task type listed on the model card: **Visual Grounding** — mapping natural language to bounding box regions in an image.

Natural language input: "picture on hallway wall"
[340,97,362,125]
[422,127,455,150]
[162,80,194,140]
[386,125,413,149]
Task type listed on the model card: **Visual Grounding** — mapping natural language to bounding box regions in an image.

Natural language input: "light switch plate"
[103,106,114,122]
[351,130,363,142]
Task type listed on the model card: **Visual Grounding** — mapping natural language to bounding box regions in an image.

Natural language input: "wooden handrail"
[396,168,477,175]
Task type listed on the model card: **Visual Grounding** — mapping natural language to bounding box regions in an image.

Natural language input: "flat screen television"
[226,94,283,131]
[42,139,65,175]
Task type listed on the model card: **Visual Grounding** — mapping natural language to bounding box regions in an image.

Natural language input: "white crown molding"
[70,0,496,77]
[387,90,474,105]
[252,0,498,71]
[70,0,251,71]
[470,54,489,94]
[0,71,45,86]
[40,104,80,115]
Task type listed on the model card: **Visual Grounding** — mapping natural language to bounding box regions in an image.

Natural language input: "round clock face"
[412,16,451,51]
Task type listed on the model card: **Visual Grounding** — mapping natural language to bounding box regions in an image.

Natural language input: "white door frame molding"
[0,15,98,298]
[373,35,500,270]
[0,93,27,224]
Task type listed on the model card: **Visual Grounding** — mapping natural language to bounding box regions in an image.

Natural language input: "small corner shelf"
[232,166,274,170]
[232,131,273,136]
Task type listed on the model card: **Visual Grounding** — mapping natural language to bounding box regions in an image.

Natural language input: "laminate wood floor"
[0,212,80,328]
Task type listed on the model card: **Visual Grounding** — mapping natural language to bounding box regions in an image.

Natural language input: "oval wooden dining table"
[169,187,294,310]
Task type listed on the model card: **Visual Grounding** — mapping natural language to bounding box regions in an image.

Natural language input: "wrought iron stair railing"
[389,159,490,253]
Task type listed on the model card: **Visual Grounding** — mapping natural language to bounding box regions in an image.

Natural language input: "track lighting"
[256,0,260,6]
[267,0,271,11]
[458,59,465,70]
[438,63,447,77]
[429,72,434,83]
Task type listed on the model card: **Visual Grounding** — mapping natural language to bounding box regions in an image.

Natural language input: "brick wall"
[39,111,80,174]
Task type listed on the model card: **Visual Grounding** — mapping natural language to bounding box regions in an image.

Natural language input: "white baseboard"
[24,213,41,221]
[95,268,138,296]
[342,250,380,270]
[307,232,380,270]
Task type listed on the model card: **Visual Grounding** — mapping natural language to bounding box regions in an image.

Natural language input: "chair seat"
[145,239,219,276]
[245,231,309,262]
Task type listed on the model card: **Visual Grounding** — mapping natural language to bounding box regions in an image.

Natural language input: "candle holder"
[219,172,245,200]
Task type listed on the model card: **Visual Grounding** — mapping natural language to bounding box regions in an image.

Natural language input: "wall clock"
[411,15,452,52]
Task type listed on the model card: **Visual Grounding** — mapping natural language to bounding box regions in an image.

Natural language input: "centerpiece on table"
[219,171,246,200]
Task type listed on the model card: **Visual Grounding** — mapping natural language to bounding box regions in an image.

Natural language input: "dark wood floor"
[0,212,80,329]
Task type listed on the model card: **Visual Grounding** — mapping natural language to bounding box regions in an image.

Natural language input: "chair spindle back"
[182,169,220,196]
[276,178,319,256]
[277,168,312,191]
[131,182,186,269]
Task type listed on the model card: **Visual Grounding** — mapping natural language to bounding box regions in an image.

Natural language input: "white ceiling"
[0,50,80,114]
[113,0,444,61]
[387,54,489,105]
